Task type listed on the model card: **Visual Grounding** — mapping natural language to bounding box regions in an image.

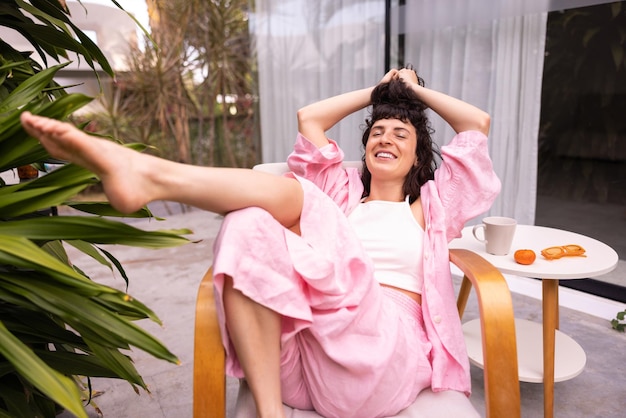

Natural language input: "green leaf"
[0,383,34,417]
[0,161,96,194]
[61,240,133,295]
[96,245,130,290]
[23,0,115,76]
[33,92,95,119]
[41,239,70,264]
[66,239,113,272]
[66,201,157,218]
[0,91,92,137]
[611,319,625,332]
[35,350,120,378]
[95,291,161,324]
[0,274,179,364]
[0,217,192,248]
[17,0,74,36]
[0,63,67,114]
[0,59,33,73]
[0,321,87,418]
[0,95,93,171]
[0,184,88,218]
[0,0,183,414]
[0,235,115,294]
[0,408,15,418]
[84,339,148,389]
[1,311,86,349]
[108,0,154,47]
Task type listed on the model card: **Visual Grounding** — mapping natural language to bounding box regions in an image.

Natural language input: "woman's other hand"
[397,68,419,86]
[380,68,399,84]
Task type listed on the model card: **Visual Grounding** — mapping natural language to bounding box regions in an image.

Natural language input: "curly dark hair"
[360,71,440,204]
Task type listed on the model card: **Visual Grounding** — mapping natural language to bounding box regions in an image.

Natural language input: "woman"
[20,67,500,418]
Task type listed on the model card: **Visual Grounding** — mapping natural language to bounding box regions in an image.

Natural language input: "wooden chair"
[193,248,520,417]
[193,161,520,417]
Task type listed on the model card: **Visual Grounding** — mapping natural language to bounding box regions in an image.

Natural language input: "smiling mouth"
[375,151,397,159]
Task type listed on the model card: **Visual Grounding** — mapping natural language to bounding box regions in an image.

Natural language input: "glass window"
[388,0,625,301]
[536,1,626,301]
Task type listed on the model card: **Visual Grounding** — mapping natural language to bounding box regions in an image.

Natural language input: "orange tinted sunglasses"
[541,244,586,260]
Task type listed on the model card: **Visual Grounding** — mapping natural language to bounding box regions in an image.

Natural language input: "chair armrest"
[193,267,226,418]
[450,248,521,418]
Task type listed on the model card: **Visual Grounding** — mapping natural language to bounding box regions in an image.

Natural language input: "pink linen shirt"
[287,130,501,394]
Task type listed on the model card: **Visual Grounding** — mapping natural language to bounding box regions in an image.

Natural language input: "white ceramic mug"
[472,216,517,255]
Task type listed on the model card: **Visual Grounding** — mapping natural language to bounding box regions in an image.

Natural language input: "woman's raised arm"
[397,68,490,136]
[297,69,398,148]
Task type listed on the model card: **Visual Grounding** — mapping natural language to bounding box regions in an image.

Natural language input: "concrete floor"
[56,204,626,418]
[463,283,626,418]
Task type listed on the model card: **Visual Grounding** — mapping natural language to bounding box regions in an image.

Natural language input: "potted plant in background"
[0,1,190,416]
[611,309,626,332]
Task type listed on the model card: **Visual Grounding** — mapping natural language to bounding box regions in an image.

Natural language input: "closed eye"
[394,128,410,139]
[370,125,412,140]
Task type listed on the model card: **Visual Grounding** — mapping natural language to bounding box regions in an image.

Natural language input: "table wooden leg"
[555,284,559,330]
[542,279,559,418]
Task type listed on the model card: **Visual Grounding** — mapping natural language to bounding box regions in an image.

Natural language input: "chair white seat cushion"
[234,380,480,417]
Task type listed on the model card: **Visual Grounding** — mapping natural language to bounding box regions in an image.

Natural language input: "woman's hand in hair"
[397,68,419,86]
[380,68,399,85]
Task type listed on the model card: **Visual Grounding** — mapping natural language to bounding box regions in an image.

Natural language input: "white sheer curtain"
[251,0,548,225]
[402,1,548,225]
[250,0,386,163]
[251,0,620,225]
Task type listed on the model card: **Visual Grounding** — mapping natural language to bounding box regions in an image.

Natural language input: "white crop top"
[347,197,425,294]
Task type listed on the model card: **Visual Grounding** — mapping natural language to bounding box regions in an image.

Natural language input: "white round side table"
[450,224,618,418]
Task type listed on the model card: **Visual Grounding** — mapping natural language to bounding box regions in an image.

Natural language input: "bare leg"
[20,112,303,229]
[223,276,286,418]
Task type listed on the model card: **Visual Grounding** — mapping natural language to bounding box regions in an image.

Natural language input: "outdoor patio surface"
[58,203,626,418]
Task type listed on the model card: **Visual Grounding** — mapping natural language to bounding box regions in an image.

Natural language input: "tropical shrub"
[0,1,189,416]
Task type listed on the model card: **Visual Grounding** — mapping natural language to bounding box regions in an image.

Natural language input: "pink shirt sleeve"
[420,130,500,394]
[287,133,364,212]
[433,130,502,242]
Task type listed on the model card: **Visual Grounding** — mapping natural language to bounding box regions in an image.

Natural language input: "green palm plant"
[102,0,257,168]
[0,1,190,417]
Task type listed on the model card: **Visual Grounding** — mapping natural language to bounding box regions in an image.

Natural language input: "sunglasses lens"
[563,244,586,256]
[541,246,565,259]
[541,245,586,260]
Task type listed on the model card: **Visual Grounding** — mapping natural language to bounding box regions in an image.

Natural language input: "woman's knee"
[224,206,277,228]
[218,206,287,244]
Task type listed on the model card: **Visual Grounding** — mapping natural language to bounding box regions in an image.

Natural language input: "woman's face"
[365,118,418,181]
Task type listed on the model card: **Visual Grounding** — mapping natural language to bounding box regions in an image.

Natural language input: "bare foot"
[20,111,155,213]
